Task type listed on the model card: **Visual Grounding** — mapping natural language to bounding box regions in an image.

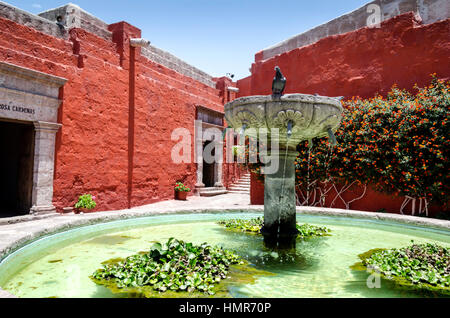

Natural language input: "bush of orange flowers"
[294,75,449,209]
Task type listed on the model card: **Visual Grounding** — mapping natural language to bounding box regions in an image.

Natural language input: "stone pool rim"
[0,206,449,298]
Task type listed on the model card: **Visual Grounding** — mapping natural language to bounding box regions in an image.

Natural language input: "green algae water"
[0,212,449,298]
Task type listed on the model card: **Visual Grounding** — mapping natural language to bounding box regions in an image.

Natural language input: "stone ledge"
[141,45,216,88]
[0,1,67,39]
[38,3,112,41]
[296,206,450,231]
[0,61,68,87]
[0,213,57,226]
[258,0,450,62]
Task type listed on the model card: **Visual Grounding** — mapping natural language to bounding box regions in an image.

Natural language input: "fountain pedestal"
[224,93,343,251]
[261,149,299,250]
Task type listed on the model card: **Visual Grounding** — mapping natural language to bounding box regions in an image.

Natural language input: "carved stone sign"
[0,103,36,114]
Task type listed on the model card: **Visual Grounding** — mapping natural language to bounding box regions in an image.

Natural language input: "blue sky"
[6,0,370,79]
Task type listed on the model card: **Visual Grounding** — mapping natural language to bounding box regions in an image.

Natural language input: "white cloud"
[32,4,42,9]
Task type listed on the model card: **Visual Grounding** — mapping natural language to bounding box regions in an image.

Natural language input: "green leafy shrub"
[246,76,450,212]
[218,217,330,238]
[174,182,191,192]
[74,194,96,210]
[356,243,450,294]
[300,76,449,208]
[91,238,244,295]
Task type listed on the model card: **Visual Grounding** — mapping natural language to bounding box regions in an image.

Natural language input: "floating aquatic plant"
[217,217,330,238]
[91,238,270,297]
[352,242,450,295]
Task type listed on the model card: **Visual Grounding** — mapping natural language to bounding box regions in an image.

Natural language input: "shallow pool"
[0,212,449,298]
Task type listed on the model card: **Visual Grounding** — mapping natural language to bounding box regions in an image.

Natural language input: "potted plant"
[74,194,97,214]
[174,182,191,201]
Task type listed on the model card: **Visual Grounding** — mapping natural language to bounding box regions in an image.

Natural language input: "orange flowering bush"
[295,75,449,208]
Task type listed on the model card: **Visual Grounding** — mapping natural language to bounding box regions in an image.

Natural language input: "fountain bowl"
[225,94,344,147]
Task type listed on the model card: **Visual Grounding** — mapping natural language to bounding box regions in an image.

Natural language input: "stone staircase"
[228,173,251,194]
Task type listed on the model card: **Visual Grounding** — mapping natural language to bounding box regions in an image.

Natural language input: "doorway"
[0,120,35,217]
[202,140,216,187]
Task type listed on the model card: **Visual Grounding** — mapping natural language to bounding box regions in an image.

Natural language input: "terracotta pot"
[74,207,92,214]
[175,191,188,201]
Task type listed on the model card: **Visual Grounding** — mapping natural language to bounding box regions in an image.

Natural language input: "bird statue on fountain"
[272,66,286,99]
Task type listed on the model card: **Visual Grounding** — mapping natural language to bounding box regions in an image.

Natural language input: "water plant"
[217,217,330,238]
[91,238,247,296]
[353,242,450,295]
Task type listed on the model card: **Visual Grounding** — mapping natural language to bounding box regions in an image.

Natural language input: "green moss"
[217,217,331,239]
[351,243,450,295]
[90,238,273,298]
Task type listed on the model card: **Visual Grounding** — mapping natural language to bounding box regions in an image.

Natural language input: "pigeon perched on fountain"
[272,66,286,99]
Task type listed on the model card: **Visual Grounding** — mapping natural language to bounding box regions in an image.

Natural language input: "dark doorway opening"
[202,141,216,187]
[0,120,34,217]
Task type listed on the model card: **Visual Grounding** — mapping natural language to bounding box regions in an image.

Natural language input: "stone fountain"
[224,67,343,249]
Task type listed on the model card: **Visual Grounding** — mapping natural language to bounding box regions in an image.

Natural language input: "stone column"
[214,141,224,188]
[30,121,61,215]
[261,148,299,249]
[194,124,205,193]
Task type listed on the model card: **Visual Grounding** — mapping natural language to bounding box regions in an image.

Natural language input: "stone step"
[229,186,250,191]
[199,190,228,197]
[228,191,250,194]
[199,187,226,191]
[229,186,250,190]
[234,185,250,189]
[197,187,228,197]
[228,187,250,192]
[231,181,250,186]
[228,173,251,193]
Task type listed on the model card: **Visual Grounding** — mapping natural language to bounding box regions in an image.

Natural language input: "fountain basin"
[224,94,343,147]
[0,210,448,298]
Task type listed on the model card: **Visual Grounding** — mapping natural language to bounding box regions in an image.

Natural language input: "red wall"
[239,13,450,214]
[236,76,252,98]
[239,13,450,99]
[251,172,441,215]
[0,16,240,212]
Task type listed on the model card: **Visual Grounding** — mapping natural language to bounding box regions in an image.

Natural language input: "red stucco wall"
[242,13,450,99]
[236,76,252,98]
[0,17,239,212]
[239,13,450,214]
